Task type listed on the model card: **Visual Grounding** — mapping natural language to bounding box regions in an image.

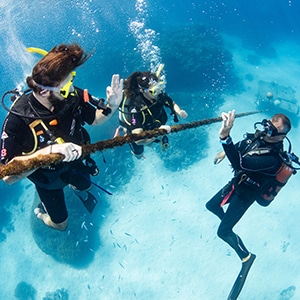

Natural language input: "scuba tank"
[260,162,294,202]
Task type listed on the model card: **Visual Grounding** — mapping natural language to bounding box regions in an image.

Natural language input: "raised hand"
[106,74,124,108]
[219,110,236,139]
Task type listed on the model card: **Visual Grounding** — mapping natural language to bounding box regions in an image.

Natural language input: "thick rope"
[0,111,261,178]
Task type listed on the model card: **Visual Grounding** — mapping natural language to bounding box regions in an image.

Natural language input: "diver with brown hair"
[118,65,188,158]
[0,43,123,230]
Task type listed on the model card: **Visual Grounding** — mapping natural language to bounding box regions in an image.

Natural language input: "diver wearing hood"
[206,111,296,267]
[118,67,188,158]
[0,43,123,230]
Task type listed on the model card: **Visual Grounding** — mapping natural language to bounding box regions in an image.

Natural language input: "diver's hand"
[106,74,124,108]
[48,142,82,162]
[214,151,226,164]
[178,110,188,119]
[159,125,171,134]
[219,110,235,139]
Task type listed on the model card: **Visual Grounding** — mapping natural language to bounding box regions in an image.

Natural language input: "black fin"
[76,191,98,214]
[227,254,256,300]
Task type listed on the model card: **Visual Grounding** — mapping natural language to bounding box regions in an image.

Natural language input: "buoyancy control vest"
[119,92,178,131]
[5,88,99,188]
[10,88,92,155]
[233,132,296,205]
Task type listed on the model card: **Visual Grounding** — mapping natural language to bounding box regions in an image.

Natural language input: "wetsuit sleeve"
[0,114,29,164]
[222,140,241,171]
[159,93,174,108]
[74,88,98,125]
[81,102,97,125]
[159,93,179,122]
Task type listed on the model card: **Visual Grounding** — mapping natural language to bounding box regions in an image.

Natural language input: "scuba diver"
[0,43,123,230]
[206,110,299,272]
[117,65,188,159]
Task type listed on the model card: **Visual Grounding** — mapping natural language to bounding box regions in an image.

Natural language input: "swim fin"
[74,190,98,213]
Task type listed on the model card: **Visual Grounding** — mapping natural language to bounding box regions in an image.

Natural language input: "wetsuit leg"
[61,160,92,191]
[35,186,68,224]
[217,193,255,260]
[68,170,91,191]
[206,189,226,220]
[129,142,144,156]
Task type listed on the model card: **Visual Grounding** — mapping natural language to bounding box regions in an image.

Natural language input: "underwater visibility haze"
[1,0,300,299]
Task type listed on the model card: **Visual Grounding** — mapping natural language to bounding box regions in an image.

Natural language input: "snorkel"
[147,64,165,97]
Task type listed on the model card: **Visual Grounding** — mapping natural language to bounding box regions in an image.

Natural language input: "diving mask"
[254,119,286,137]
[34,71,76,99]
[142,78,165,97]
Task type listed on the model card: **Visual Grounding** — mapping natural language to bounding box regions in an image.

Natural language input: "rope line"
[0,111,262,179]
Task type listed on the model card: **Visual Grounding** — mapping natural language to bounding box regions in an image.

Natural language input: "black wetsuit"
[0,88,97,223]
[206,133,284,260]
[119,92,175,155]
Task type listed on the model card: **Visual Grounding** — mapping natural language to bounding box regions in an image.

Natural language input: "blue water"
[1,0,300,299]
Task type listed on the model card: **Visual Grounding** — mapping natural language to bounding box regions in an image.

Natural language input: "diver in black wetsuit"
[0,43,123,230]
[118,68,188,158]
[206,110,294,265]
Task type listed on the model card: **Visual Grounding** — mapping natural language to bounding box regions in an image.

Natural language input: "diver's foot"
[131,151,145,159]
[34,203,47,219]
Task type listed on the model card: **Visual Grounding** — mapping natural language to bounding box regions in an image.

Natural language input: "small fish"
[112,218,119,225]
[75,241,79,248]
[119,262,125,269]
[125,232,131,236]
[80,221,88,230]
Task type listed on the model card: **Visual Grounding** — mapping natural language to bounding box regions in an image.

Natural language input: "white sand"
[1,35,300,299]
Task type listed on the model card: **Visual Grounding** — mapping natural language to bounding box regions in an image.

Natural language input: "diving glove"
[47,142,82,162]
[159,125,171,133]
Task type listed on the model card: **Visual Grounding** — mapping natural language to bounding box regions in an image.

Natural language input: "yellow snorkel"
[148,63,165,97]
[27,47,48,56]
[156,63,164,78]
